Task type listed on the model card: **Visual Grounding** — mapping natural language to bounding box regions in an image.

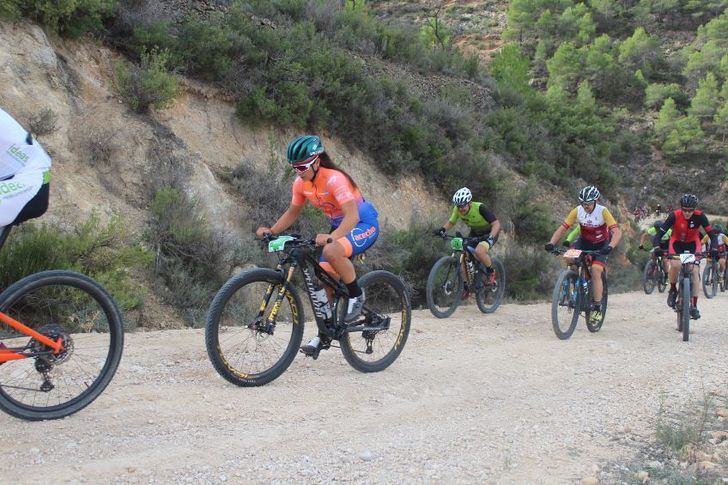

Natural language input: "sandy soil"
[1,291,727,484]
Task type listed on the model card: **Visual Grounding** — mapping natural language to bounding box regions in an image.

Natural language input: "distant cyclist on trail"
[660,194,718,320]
[544,185,622,324]
[255,135,379,354]
[435,187,501,284]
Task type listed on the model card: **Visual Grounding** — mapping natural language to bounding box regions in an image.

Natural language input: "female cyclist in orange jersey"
[256,135,379,353]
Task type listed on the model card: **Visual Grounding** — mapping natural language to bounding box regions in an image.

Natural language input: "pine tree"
[688,72,720,119]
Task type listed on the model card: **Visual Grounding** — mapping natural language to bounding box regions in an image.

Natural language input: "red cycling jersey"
[662,209,711,244]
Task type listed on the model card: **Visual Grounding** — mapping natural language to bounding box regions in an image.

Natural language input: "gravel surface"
[2,291,727,483]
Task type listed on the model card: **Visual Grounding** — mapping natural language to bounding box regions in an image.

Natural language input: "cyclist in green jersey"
[436,187,501,279]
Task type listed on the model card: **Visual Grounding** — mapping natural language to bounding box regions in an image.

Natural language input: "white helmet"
[452,187,473,206]
[578,185,600,203]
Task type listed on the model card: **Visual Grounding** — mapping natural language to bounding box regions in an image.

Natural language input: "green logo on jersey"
[7,144,30,166]
[0,181,26,194]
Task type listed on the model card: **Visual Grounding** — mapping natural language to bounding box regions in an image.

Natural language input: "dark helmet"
[286,135,325,164]
[713,224,725,234]
[578,185,600,203]
[652,221,662,230]
[680,193,698,208]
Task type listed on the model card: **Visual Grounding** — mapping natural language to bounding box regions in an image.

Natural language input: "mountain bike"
[702,255,719,299]
[669,253,704,342]
[205,234,411,386]
[642,248,667,295]
[549,247,608,340]
[425,233,505,318]
[0,226,124,420]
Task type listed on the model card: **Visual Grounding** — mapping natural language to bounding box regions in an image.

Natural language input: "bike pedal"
[299,346,321,360]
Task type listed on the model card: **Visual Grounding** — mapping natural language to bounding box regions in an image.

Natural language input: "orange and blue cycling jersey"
[291,167,378,259]
[561,204,617,244]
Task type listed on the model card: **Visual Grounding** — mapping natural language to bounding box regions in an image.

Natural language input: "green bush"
[501,246,555,301]
[4,0,115,37]
[0,213,150,311]
[146,187,237,325]
[114,47,180,113]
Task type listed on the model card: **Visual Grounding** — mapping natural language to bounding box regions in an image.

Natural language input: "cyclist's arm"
[603,209,621,248]
[639,232,649,246]
[330,200,359,240]
[269,203,304,235]
[549,209,576,245]
[441,220,455,232]
[658,213,675,234]
[478,205,500,238]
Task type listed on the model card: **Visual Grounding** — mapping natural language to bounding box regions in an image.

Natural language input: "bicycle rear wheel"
[0,270,124,421]
[680,278,690,342]
[425,256,463,318]
[205,269,304,387]
[551,269,580,340]
[339,271,411,373]
[702,262,717,299]
[642,260,657,294]
[586,272,608,333]
[475,257,506,314]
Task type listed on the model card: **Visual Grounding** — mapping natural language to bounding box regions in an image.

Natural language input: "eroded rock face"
[0,19,446,237]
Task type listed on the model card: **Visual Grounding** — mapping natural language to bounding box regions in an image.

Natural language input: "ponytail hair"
[319,152,358,190]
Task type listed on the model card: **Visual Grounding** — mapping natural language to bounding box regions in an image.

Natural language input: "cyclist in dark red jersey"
[658,194,718,320]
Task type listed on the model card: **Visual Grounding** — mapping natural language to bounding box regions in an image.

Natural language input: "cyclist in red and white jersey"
[659,193,718,320]
[545,185,622,324]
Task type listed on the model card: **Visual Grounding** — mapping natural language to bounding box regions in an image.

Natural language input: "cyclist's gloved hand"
[544,243,555,252]
[485,236,495,248]
[638,244,645,250]
[435,227,446,237]
[600,245,613,255]
[562,240,571,247]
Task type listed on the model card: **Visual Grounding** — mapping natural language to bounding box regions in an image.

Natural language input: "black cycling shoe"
[689,306,701,320]
[667,288,677,308]
[299,335,331,360]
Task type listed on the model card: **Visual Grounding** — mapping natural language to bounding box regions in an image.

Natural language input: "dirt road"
[2,291,726,483]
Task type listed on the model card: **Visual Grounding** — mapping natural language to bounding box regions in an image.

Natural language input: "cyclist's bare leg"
[591,264,605,304]
[720,257,726,274]
[322,241,356,284]
[474,242,492,268]
[691,263,701,297]
[668,259,680,285]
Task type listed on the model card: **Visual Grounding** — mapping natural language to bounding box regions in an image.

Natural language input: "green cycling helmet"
[286,135,325,164]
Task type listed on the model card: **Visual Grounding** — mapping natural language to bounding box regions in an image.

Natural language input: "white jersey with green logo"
[0,108,52,227]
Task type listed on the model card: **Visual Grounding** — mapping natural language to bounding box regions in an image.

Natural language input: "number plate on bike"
[268,236,295,252]
[679,253,696,264]
[563,249,582,258]
[450,237,463,251]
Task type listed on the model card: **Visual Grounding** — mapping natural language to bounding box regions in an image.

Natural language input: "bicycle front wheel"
[642,260,657,294]
[0,270,124,421]
[657,265,668,293]
[339,271,411,373]
[205,269,304,387]
[425,256,463,318]
[680,277,690,342]
[475,257,506,314]
[702,263,717,299]
[551,269,580,340]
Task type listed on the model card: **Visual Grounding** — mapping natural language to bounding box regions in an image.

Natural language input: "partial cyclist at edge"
[544,185,622,324]
[702,223,728,287]
[639,220,672,275]
[435,187,501,287]
[659,194,718,320]
[255,135,379,356]
[0,107,51,232]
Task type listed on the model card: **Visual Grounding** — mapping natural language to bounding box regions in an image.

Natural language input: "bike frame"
[559,248,604,315]
[260,238,369,341]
